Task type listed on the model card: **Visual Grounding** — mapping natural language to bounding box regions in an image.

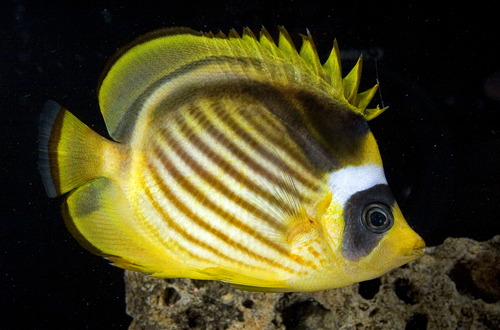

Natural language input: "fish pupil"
[370,211,387,227]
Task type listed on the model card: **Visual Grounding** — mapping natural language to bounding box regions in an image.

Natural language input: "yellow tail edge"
[38,100,110,197]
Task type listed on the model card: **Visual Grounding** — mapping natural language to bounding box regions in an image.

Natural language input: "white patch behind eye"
[327,164,388,206]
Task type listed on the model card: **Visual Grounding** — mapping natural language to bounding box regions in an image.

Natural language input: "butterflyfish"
[38,27,425,292]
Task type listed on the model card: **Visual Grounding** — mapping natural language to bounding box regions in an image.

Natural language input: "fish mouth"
[405,237,426,260]
[395,245,425,269]
[409,246,425,259]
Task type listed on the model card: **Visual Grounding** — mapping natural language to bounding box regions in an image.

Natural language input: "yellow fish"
[38,27,425,292]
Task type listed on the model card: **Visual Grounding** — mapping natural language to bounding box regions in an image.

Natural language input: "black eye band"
[341,184,396,261]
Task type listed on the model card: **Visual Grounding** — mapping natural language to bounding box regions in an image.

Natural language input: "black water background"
[2,1,499,328]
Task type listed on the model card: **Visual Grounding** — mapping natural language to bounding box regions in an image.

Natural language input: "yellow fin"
[241,27,260,52]
[277,26,300,64]
[259,27,283,58]
[323,39,343,94]
[38,101,119,197]
[98,27,387,143]
[98,28,205,141]
[343,56,363,104]
[355,84,379,113]
[194,267,289,292]
[364,104,388,121]
[299,30,326,81]
[63,177,179,275]
[230,284,286,293]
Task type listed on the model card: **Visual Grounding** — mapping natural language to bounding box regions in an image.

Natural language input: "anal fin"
[63,177,169,274]
[194,267,289,292]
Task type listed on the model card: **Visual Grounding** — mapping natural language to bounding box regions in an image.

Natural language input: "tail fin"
[38,100,114,197]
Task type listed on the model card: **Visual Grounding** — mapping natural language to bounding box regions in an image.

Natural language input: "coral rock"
[125,236,500,329]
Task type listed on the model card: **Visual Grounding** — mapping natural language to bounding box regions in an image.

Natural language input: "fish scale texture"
[125,236,500,329]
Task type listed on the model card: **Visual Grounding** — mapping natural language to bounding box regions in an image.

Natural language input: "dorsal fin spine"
[277,26,300,65]
[299,31,326,82]
[343,56,363,104]
[259,28,283,59]
[323,39,344,96]
[355,84,378,113]
[241,27,263,59]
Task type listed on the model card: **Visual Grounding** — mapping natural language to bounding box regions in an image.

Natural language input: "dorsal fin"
[98,26,385,141]
[97,27,201,94]
[98,27,205,141]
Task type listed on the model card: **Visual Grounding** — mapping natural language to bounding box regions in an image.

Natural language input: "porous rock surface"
[125,236,500,329]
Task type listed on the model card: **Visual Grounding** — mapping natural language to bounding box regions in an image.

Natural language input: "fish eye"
[361,203,393,234]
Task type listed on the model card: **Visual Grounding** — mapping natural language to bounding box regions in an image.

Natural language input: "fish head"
[322,160,425,285]
[341,202,424,284]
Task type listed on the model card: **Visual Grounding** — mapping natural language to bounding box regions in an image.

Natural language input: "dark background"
[2,1,499,328]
